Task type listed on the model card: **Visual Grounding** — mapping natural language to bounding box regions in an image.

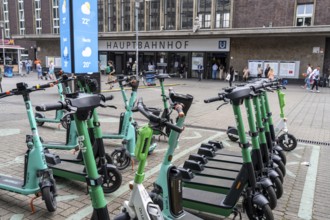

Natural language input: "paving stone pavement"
[0,73,329,220]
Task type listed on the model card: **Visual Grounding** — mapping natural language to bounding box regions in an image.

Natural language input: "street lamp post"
[135,1,140,78]
[0,21,5,66]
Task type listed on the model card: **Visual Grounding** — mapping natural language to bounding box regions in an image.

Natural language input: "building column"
[175,0,180,30]
[130,0,135,31]
[211,0,216,29]
[159,0,165,30]
[193,0,198,22]
[117,0,121,32]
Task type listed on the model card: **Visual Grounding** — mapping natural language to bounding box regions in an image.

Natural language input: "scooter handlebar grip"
[137,100,160,122]
[174,104,185,118]
[35,82,56,89]
[204,96,221,103]
[164,121,183,133]
[101,94,114,102]
[36,102,64,112]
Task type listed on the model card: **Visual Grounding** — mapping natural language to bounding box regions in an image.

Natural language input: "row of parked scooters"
[0,72,295,220]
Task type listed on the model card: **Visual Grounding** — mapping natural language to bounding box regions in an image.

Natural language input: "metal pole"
[135,1,139,78]
[1,25,5,66]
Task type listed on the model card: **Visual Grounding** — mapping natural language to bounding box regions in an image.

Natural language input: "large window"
[215,0,230,28]
[35,0,42,34]
[180,0,193,29]
[164,0,176,30]
[121,0,130,31]
[197,0,212,29]
[2,0,10,38]
[52,0,59,34]
[108,0,117,31]
[18,0,25,35]
[149,1,160,30]
[296,4,313,26]
[98,0,104,32]
[137,2,145,31]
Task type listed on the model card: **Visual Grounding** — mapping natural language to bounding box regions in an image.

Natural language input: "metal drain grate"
[297,139,330,146]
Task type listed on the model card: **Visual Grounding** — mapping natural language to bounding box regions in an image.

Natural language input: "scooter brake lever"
[61,106,77,123]
[100,104,117,109]
[216,102,229,110]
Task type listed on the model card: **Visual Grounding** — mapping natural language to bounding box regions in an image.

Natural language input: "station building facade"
[2,0,330,79]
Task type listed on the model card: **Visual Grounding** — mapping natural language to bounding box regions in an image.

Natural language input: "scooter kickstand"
[232,207,242,220]
[30,192,41,213]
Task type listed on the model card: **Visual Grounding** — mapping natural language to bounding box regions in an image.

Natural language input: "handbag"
[225,74,230,81]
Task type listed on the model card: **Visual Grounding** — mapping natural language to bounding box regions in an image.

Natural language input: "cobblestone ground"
[0,74,329,220]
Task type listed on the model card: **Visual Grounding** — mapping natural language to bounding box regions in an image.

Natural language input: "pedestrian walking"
[219,65,224,80]
[267,68,275,80]
[302,64,313,89]
[48,61,55,80]
[36,62,42,79]
[264,64,270,78]
[212,63,218,80]
[107,61,116,89]
[257,64,262,78]
[197,63,203,81]
[242,66,250,82]
[310,66,321,92]
[229,66,234,87]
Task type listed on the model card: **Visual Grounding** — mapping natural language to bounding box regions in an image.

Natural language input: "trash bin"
[145,70,156,86]
[4,65,13,77]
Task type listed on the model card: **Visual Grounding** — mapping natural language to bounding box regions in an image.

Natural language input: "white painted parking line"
[181,131,202,140]
[0,129,20,136]
[57,195,80,202]
[292,153,302,158]
[285,169,296,178]
[298,144,320,220]
[9,214,24,220]
[66,131,224,220]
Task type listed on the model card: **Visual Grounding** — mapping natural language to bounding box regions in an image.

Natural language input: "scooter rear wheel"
[102,166,122,194]
[35,112,45,126]
[277,133,297,151]
[42,186,57,212]
[111,150,131,170]
[274,148,286,165]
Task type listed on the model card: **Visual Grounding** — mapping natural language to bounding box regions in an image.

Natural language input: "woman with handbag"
[228,66,234,87]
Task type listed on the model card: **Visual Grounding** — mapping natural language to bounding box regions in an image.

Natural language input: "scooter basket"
[169,93,194,115]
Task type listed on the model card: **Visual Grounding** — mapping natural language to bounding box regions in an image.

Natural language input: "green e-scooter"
[36,92,114,219]
[0,82,57,212]
[274,83,297,151]
[35,71,73,129]
[182,86,274,219]
[104,75,157,170]
[115,97,186,220]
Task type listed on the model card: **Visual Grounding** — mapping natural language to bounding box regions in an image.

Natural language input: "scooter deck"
[54,152,81,163]
[48,161,86,182]
[183,175,232,194]
[203,160,242,172]
[215,149,242,157]
[182,187,232,217]
[191,167,238,180]
[207,154,243,164]
[0,175,24,188]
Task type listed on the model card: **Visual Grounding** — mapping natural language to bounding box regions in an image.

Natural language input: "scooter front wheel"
[60,114,71,129]
[245,202,274,220]
[35,112,45,126]
[261,186,277,210]
[42,186,57,212]
[110,149,131,170]
[277,133,297,151]
[102,166,122,194]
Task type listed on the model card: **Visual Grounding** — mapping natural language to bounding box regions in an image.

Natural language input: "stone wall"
[230,36,326,78]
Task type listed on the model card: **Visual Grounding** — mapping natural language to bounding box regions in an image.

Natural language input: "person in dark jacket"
[229,66,234,87]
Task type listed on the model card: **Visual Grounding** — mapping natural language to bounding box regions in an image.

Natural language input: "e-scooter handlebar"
[174,104,185,118]
[204,93,226,103]
[36,101,65,112]
[100,94,114,102]
[137,98,183,133]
